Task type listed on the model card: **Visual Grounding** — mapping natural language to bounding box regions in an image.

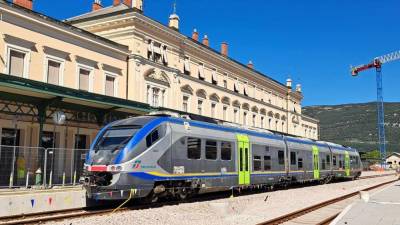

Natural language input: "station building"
[0,0,319,185]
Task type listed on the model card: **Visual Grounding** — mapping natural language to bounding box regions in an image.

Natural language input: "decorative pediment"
[144,68,170,86]
[292,115,300,124]
[181,84,194,95]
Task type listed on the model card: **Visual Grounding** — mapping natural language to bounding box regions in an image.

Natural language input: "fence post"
[43,148,47,188]
[9,145,17,188]
[25,171,30,189]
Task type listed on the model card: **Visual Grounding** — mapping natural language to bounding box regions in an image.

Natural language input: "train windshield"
[95,126,141,151]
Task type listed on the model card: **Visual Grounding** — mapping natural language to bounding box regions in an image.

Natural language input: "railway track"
[0,173,396,225]
[258,176,398,225]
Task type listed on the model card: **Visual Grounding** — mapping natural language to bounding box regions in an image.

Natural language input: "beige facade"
[0,0,319,144]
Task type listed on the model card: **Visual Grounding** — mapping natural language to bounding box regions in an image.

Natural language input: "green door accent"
[345,151,350,176]
[237,134,250,185]
[312,146,320,179]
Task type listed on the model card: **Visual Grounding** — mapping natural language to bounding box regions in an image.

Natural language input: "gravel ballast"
[48,172,397,225]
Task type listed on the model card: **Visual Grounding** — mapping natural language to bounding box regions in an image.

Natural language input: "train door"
[236,134,250,185]
[312,146,320,179]
[345,151,350,176]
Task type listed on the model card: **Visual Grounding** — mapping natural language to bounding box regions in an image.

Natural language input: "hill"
[303,102,400,152]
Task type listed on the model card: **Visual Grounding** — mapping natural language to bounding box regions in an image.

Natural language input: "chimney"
[123,0,132,7]
[202,35,209,47]
[247,61,254,70]
[221,42,228,56]
[92,0,103,11]
[192,29,199,41]
[168,14,180,30]
[113,0,120,6]
[13,0,33,10]
[286,78,292,89]
[296,84,302,93]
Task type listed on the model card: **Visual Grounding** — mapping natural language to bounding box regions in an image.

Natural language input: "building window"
[197,99,203,115]
[223,80,227,89]
[211,69,218,85]
[7,49,27,77]
[243,111,248,126]
[205,140,217,160]
[46,60,61,85]
[187,137,201,159]
[211,102,216,118]
[184,57,191,75]
[198,63,205,80]
[244,87,248,96]
[152,88,160,107]
[252,114,256,127]
[182,95,189,112]
[78,68,91,91]
[261,116,264,128]
[223,106,228,121]
[234,108,239,123]
[234,82,239,93]
[278,150,284,165]
[253,155,261,171]
[147,84,166,107]
[264,155,271,170]
[221,141,232,160]
[105,75,116,97]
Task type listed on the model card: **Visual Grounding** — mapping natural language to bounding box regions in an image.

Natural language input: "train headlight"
[116,166,122,171]
[110,166,116,171]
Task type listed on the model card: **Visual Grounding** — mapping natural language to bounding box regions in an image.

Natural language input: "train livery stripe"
[128,171,310,181]
[113,117,284,164]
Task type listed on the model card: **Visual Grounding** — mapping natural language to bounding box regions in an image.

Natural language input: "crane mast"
[351,50,400,167]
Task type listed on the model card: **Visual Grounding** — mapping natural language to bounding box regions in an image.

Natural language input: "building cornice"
[0,1,130,55]
[132,55,309,116]
[68,9,302,99]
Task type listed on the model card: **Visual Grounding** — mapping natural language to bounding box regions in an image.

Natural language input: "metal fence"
[0,145,89,189]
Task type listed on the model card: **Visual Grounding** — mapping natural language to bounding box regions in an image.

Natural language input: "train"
[82,113,362,201]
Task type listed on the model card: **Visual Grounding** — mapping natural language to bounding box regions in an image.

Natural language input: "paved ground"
[333,180,400,225]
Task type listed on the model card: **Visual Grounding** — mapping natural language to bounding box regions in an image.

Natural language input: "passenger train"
[83,113,362,201]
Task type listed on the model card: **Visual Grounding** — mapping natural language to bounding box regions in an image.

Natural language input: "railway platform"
[333,179,400,225]
[0,186,86,218]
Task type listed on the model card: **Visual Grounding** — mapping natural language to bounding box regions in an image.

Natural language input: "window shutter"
[211,70,217,82]
[105,76,115,96]
[162,45,168,64]
[9,50,25,77]
[198,64,205,79]
[47,61,60,85]
[79,69,90,91]
[184,58,190,72]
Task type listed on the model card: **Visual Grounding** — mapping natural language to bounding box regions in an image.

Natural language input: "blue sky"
[32,0,399,106]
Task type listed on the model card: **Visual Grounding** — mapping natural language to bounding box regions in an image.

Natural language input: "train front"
[82,116,168,200]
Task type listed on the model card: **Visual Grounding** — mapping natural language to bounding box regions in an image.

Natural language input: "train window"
[221,142,232,160]
[326,155,330,164]
[146,129,159,148]
[339,160,343,168]
[278,150,285,165]
[321,159,326,170]
[205,140,217,160]
[95,127,140,150]
[253,155,261,171]
[298,158,303,169]
[290,152,297,165]
[264,156,271,171]
[265,146,270,152]
[187,137,201,159]
[333,156,337,166]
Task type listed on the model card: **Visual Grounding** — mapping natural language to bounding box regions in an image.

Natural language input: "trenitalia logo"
[133,160,141,169]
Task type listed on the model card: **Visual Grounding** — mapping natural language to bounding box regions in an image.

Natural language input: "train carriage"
[83,114,362,201]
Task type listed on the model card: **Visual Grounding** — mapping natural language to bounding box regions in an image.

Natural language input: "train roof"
[106,114,356,153]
